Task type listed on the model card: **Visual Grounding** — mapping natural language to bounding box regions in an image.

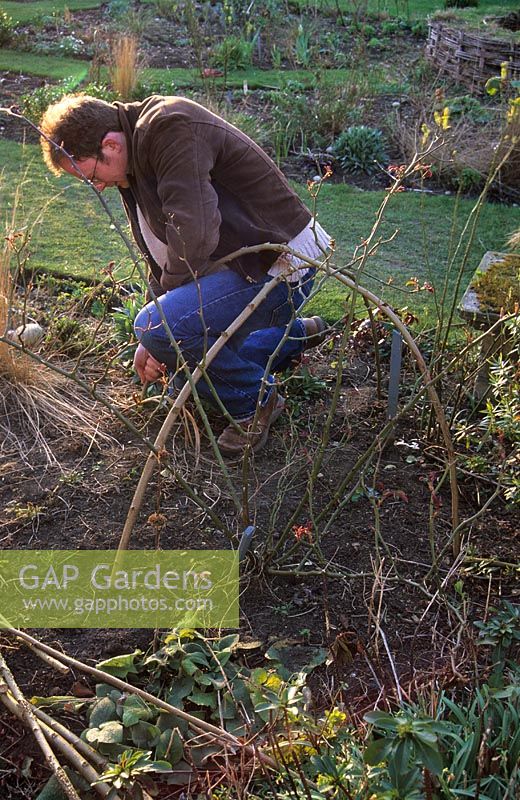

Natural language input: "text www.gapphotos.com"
[21,595,213,615]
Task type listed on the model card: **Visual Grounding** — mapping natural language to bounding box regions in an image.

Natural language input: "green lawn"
[1,0,101,24]
[2,0,517,24]
[0,140,130,279]
[0,49,393,92]
[293,0,519,22]
[2,139,519,327]
[138,65,393,92]
[0,49,89,80]
[299,183,520,324]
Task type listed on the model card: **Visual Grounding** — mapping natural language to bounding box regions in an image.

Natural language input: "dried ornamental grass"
[0,239,113,465]
[110,34,140,100]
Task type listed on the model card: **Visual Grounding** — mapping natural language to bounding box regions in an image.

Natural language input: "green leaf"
[364,736,394,765]
[89,697,118,728]
[181,658,199,676]
[213,650,233,667]
[188,689,217,709]
[254,700,279,714]
[183,649,210,668]
[226,677,250,705]
[413,728,438,746]
[96,651,142,679]
[393,737,412,775]
[167,676,194,707]
[214,633,239,651]
[364,711,398,731]
[224,717,248,737]
[195,672,214,686]
[85,721,124,745]
[264,646,282,662]
[414,739,443,775]
[207,673,227,690]
[155,728,184,766]
[250,668,269,685]
[122,696,153,727]
[163,759,194,785]
[190,743,222,767]
[95,684,121,699]
[157,712,189,737]
[301,647,328,674]
[130,720,162,750]
[214,697,238,720]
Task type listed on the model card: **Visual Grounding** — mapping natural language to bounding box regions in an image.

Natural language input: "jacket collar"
[114,101,143,177]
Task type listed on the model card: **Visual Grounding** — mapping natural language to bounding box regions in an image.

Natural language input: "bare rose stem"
[116,241,459,555]
[0,106,459,551]
[116,272,286,555]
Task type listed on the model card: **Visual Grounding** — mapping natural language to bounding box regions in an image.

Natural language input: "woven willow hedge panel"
[426,22,520,92]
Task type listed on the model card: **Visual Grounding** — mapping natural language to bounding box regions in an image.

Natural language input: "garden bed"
[1,272,519,797]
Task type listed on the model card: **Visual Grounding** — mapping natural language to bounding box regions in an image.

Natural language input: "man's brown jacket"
[114,96,311,295]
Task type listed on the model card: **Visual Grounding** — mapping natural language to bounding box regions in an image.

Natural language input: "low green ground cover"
[2,139,519,327]
[302,184,520,324]
[0,140,129,280]
[139,65,392,91]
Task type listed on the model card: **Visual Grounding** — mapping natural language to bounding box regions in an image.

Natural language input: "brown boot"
[217,388,285,456]
[301,316,328,350]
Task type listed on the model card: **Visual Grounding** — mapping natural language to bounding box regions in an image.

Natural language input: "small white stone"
[11,322,45,348]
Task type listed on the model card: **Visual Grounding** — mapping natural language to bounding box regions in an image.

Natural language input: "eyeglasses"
[85,153,101,185]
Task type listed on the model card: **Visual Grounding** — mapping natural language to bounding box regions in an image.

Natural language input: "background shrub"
[0,9,13,46]
[333,125,387,174]
[211,35,255,70]
[454,166,484,193]
[20,81,117,124]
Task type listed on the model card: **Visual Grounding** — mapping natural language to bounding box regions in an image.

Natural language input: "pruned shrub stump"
[459,250,520,399]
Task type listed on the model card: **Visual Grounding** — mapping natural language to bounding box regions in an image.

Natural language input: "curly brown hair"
[40,94,121,175]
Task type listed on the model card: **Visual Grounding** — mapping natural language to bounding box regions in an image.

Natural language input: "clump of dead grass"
[0,236,113,466]
[391,104,520,199]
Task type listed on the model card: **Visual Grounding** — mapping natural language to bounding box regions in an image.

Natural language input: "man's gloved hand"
[133,343,167,383]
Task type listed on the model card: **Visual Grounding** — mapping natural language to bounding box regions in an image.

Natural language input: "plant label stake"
[387,329,403,420]
[238,525,255,562]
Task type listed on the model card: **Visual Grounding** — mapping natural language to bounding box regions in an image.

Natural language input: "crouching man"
[40,94,330,455]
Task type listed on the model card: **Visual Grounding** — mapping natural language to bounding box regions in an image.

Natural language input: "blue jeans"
[134,268,314,418]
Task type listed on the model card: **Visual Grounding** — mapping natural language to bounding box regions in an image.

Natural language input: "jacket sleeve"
[142,115,222,292]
